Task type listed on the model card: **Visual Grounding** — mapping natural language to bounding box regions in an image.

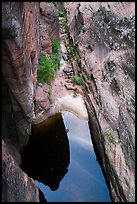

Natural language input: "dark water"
[35,112,112,202]
[20,113,70,192]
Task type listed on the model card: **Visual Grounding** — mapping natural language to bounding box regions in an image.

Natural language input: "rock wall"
[2,1,135,202]
[2,2,40,150]
[64,2,135,202]
[34,2,60,114]
[2,2,40,202]
[40,2,59,55]
[2,140,40,202]
[2,2,60,202]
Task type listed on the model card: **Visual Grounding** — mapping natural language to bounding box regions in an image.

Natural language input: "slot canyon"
[2,2,135,202]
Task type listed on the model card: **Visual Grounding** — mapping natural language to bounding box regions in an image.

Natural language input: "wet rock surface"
[64,2,135,202]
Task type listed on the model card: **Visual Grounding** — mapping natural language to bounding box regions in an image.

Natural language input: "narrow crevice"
[59,6,114,202]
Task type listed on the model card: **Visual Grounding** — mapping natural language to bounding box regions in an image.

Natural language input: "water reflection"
[36,112,111,202]
[20,113,70,191]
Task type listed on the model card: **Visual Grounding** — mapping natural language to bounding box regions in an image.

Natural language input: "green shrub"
[37,54,55,84]
[37,37,60,84]
[59,11,65,17]
[51,53,60,70]
[68,40,74,55]
[103,131,115,144]
[52,37,60,54]
[71,75,83,85]
[51,37,60,70]
[60,17,65,24]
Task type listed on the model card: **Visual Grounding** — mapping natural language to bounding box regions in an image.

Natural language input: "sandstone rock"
[2,140,40,202]
[40,26,52,55]
[2,2,40,150]
[65,83,77,91]
[36,99,50,111]
[62,53,69,61]
[2,2,41,202]
[35,86,51,111]
[64,2,135,202]
[40,2,59,55]
[2,1,135,202]
[63,67,73,74]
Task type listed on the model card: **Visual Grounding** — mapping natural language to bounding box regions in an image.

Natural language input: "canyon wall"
[2,2,60,202]
[64,2,135,202]
[40,2,59,56]
[2,2,40,201]
[2,2,39,151]
[2,140,40,202]
[2,1,135,202]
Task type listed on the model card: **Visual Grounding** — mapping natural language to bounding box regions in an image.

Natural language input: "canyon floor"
[34,18,88,124]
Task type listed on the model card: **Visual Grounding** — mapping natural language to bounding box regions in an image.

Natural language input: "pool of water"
[36,112,112,202]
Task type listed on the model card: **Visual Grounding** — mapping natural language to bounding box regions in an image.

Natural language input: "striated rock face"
[2,2,60,202]
[64,2,135,202]
[2,2,40,150]
[2,139,40,202]
[2,2,40,202]
[40,2,59,55]
[2,1,135,202]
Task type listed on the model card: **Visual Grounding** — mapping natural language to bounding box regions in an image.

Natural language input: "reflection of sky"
[36,112,112,202]
[63,111,94,152]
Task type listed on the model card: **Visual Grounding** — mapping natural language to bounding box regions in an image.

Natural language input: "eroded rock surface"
[2,2,40,202]
[2,2,40,150]
[64,2,135,202]
[40,2,59,55]
[2,2,61,202]
[2,139,40,202]
[2,1,135,202]
[34,2,60,115]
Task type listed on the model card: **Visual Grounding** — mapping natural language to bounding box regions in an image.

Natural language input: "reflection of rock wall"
[64,2,135,202]
[20,113,70,192]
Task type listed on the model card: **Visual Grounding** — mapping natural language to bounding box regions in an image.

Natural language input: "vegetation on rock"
[71,75,83,85]
[103,130,115,144]
[59,11,65,17]
[37,37,60,84]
